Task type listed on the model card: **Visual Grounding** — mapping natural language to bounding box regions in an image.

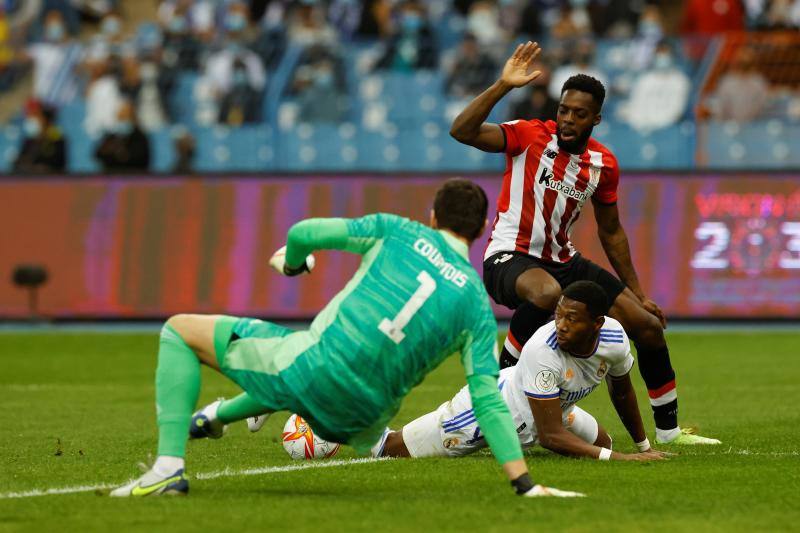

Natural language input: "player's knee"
[518,280,561,310]
[381,431,410,458]
[631,313,664,348]
[165,314,193,337]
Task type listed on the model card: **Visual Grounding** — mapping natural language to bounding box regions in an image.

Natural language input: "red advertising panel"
[1,175,798,318]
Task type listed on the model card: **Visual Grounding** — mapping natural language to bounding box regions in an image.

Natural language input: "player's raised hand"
[641,298,667,328]
[269,245,316,277]
[500,41,543,88]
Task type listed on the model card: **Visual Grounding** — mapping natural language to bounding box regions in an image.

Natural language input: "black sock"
[500,302,553,369]
[635,342,678,431]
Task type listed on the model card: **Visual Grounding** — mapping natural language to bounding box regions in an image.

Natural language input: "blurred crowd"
[0,0,799,174]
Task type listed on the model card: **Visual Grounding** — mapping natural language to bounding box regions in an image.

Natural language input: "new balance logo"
[544,148,558,159]
[493,253,514,265]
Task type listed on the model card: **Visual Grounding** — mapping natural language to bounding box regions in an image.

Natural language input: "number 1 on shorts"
[378,271,437,344]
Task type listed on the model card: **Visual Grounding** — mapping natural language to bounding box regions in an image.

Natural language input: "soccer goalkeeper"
[111,179,582,498]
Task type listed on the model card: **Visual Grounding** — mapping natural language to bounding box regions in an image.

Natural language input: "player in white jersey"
[373,281,669,461]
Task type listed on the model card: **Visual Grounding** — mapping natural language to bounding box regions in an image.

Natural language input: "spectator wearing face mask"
[23,10,83,106]
[94,99,151,173]
[373,1,437,71]
[618,42,691,132]
[159,0,203,71]
[219,59,263,125]
[445,32,498,99]
[13,100,66,174]
[288,0,338,47]
[293,58,348,123]
[200,3,266,116]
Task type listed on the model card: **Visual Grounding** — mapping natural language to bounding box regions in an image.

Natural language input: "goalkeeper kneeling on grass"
[111,179,581,498]
[372,281,671,464]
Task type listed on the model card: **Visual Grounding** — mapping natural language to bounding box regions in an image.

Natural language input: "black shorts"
[483,251,626,310]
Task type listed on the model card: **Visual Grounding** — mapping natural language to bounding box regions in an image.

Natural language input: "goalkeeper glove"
[269,245,316,277]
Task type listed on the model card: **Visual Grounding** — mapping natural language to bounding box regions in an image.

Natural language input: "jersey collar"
[438,230,470,260]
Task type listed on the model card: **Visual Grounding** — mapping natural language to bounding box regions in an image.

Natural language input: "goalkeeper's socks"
[635,342,679,431]
[155,324,201,458]
[217,392,271,424]
[153,455,185,477]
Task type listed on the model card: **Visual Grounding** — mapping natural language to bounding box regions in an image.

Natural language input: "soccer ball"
[282,413,340,460]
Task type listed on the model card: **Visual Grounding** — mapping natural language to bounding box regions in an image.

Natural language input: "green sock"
[217,392,270,424]
[155,324,201,458]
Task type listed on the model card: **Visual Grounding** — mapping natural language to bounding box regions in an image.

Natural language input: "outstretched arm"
[282,214,396,272]
[449,41,542,152]
[592,199,666,327]
[605,372,647,445]
[528,396,666,461]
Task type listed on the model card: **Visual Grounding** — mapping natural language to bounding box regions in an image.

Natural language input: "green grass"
[1,330,799,532]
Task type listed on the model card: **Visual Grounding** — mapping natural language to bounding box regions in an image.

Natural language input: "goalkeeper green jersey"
[218,214,522,462]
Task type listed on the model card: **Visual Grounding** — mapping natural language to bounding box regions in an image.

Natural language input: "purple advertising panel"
[1,175,798,319]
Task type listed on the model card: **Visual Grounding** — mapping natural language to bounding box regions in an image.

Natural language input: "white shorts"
[402,385,599,458]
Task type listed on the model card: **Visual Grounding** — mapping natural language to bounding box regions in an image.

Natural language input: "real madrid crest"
[596,360,607,378]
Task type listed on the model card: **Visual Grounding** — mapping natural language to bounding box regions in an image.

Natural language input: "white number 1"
[378,271,437,344]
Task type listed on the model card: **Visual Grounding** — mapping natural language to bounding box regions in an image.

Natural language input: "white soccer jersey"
[501,317,634,446]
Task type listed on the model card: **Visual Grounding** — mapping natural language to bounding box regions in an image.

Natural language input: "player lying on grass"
[111,179,581,498]
[371,281,670,462]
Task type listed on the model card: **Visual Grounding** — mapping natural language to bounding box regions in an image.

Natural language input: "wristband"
[511,473,535,495]
[283,262,309,277]
[598,447,612,461]
[635,438,650,452]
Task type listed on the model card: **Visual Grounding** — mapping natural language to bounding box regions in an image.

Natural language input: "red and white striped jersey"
[484,119,620,263]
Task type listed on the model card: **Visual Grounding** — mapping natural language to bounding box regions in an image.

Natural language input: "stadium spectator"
[759,0,800,28]
[373,1,437,71]
[618,42,691,132]
[98,12,125,47]
[198,3,266,125]
[710,48,770,122]
[286,43,348,122]
[548,40,606,100]
[22,10,82,106]
[94,99,151,173]
[680,0,745,35]
[157,0,216,36]
[118,50,167,132]
[465,1,505,49]
[287,1,338,47]
[626,4,667,71]
[13,100,66,174]
[159,1,204,71]
[171,127,195,174]
[219,59,263,125]
[445,33,497,99]
[550,4,592,41]
[510,84,559,123]
[83,47,123,137]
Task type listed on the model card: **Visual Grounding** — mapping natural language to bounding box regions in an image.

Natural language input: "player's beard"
[557,124,594,154]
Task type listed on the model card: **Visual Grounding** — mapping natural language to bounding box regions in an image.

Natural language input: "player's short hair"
[561,280,608,319]
[561,74,606,111]
[433,178,488,242]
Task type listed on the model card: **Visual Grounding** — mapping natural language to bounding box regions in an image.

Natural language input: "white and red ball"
[282,413,340,460]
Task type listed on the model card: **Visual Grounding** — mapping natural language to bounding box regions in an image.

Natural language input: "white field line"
[0,457,386,500]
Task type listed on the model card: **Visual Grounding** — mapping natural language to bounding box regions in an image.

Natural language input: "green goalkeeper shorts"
[212,315,387,452]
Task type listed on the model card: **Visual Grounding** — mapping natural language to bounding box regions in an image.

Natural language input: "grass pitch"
[1,329,799,532]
